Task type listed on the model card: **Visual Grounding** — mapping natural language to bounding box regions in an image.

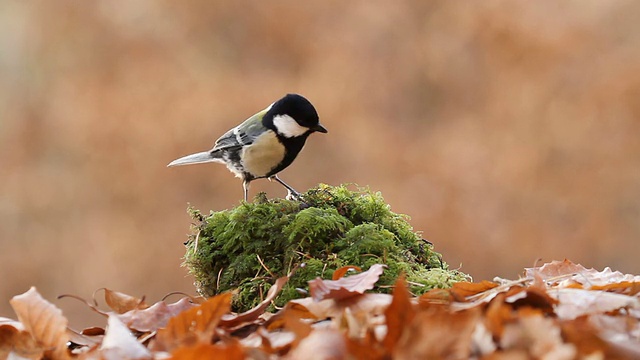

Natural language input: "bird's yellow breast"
[241,131,285,177]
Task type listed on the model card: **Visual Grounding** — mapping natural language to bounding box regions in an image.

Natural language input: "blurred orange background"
[1,1,639,328]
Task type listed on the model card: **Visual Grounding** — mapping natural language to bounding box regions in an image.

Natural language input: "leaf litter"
[0,260,639,359]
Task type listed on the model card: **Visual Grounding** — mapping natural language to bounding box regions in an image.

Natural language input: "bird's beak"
[312,123,328,133]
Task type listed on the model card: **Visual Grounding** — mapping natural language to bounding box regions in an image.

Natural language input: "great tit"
[168,94,327,201]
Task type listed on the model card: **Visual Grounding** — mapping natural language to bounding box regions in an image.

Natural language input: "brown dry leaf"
[308,264,386,302]
[345,330,387,360]
[283,308,312,351]
[484,293,512,340]
[265,301,317,331]
[100,288,149,314]
[117,296,196,332]
[525,259,585,279]
[220,275,289,328]
[505,287,557,314]
[154,292,233,352]
[288,329,347,360]
[481,350,535,360]
[591,281,640,295]
[382,275,415,354]
[66,327,103,347]
[500,310,576,359]
[450,280,499,300]
[100,314,151,359]
[586,314,640,359]
[548,288,640,320]
[291,293,392,320]
[332,265,362,280]
[9,287,70,360]
[249,327,296,354]
[561,316,629,359]
[0,323,43,360]
[393,306,481,360]
[170,341,245,360]
[418,288,453,305]
[526,260,640,287]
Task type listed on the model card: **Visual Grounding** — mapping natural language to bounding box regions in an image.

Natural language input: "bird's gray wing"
[210,107,270,152]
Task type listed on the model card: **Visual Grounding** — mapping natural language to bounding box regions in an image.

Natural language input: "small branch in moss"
[194,230,201,253]
[257,255,276,278]
[216,267,224,291]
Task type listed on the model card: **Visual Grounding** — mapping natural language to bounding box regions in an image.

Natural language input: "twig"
[257,254,276,278]
[193,230,201,253]
[216,267,224,291]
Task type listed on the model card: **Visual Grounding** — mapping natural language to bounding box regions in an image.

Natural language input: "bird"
[168,94,327,201]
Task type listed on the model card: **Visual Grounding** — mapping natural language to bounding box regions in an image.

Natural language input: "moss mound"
[183,184,470,311]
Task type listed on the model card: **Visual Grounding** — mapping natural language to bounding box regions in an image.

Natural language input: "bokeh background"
[1,1,639,328]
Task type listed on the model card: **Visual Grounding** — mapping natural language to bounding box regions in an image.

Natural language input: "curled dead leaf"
[308,264,386,302]
[117,296,197,333]
[98,288,149,314]
[450,280,499,300]
[549,288,640,320]
[332,265,362,280]
[0,323,43,360]
[10,287,70,360]
[100,314,151,359]
[220,275,290,328]
[170,341,245,360]
[382,275,415,354]
[288,329,346,360]
[154,292,233,352]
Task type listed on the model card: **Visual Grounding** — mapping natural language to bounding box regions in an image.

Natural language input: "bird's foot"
[285,189,303,201]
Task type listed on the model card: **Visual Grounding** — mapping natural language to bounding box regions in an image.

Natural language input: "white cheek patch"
[273,114,308,138]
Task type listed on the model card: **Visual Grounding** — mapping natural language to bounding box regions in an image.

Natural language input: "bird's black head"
[264,94,327,138]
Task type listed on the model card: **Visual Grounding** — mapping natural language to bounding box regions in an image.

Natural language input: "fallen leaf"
[590,281,640,295]
[418,288,453,305]
[382,275,415,354]
[100,288,149,314]
[10,287,70,360]
[345,330,387,359]
[500,311,576,360]
[332,265,362,280]
[526,260,640,288]
[252,327,296,354]
[393,306,480,360]
[291,293,392,320]
[308,264,386,301]
[154,292,232,351]
[100,314,151,359]
[283,309,312,350]
[484,294,512,339]
[66,327,103,347]
[450,280,499,300]
[0,323,43,360]
[471,321,496,356]
[587,313,640,358]
[117,296,197,332]
[561,316,623,358]
[505,287,557,314]
[170,341,245,360]
[288,329,346,360]
[220,275,289,328]
[264,301,317,331]
[548,288,640,320]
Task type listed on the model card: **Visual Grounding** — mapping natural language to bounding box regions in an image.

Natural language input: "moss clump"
[183,184,470,311]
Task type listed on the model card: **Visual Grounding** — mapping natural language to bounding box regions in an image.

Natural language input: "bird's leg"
[270,175,301,200]
[243,180,250,202]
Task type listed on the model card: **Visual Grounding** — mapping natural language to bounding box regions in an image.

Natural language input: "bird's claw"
[285,189,303,201]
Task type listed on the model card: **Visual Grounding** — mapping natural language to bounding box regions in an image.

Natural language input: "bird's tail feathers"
[167,151,222,167]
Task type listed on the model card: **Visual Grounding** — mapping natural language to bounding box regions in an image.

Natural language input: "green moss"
[183,184,470,311]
